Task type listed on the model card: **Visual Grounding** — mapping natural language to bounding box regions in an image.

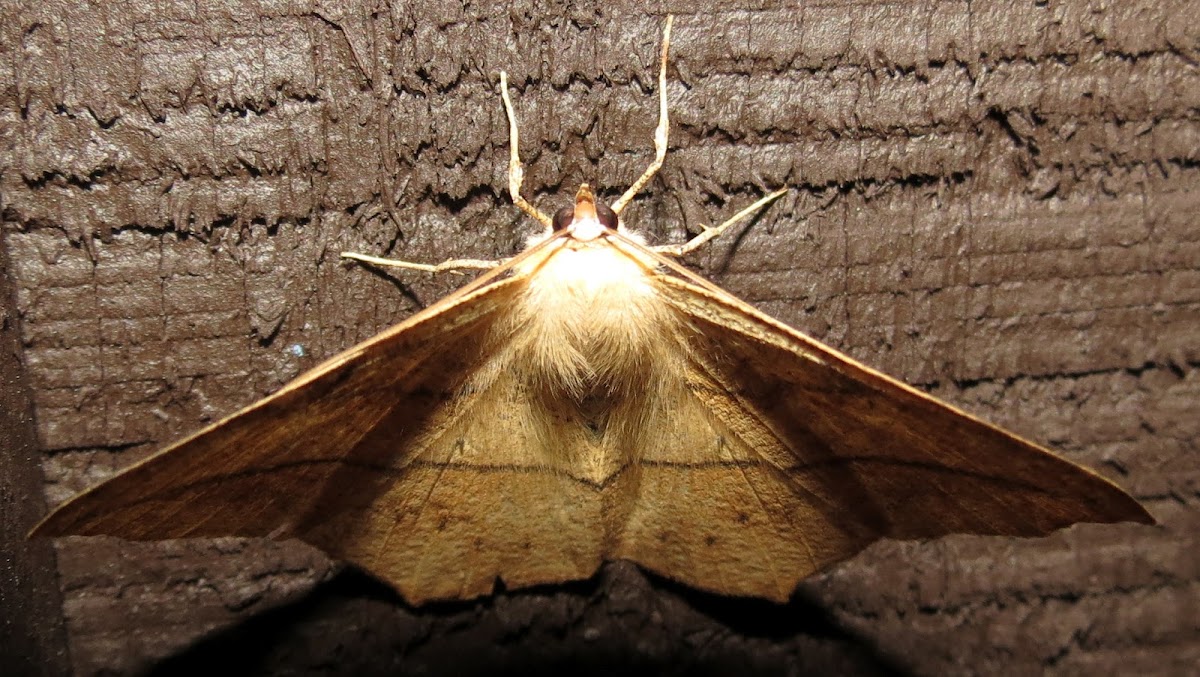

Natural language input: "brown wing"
[32,270,615,603]
[611,274,1152,601]
[30,277,527,542]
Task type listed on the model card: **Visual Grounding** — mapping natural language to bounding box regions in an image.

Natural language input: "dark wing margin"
[656,275,1154,540]
[30,277,526,541]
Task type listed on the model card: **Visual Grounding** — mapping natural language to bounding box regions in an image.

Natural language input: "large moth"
[33,17,1152,605]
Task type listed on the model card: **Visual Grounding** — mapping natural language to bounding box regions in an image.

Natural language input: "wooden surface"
[0,201,70,675]
[1,0,1196,674]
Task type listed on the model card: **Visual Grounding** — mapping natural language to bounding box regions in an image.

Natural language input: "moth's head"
[552,184,618,242]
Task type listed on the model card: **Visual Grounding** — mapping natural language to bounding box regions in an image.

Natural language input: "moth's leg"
[612,15,674,218]
[653,188,788,257]
[340,251,502,275]
[499,71,554,234]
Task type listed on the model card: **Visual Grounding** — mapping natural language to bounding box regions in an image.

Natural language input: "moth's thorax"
[524,235,654,294]
[570,217,604,242]
[509,233,675,399]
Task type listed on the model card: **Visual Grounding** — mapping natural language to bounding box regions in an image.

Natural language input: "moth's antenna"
[500,71,554,232]
[653,188,789,257]
[611,15,674,216]
[339,251,499,274]
[606,187,789,294]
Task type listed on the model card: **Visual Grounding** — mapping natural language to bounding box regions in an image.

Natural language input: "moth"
[33,17,1152,605]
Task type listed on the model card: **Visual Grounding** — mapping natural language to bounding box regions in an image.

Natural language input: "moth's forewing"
[30,278,523,542]
[602,273,1152,600]
[655,275,1154,536]
[32,240,617,603]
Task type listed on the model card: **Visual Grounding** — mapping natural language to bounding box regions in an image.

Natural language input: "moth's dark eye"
[552,206,574,232]
[597,203,618,230]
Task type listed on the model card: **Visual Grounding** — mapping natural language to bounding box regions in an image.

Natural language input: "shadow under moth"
[33,17,1153,605]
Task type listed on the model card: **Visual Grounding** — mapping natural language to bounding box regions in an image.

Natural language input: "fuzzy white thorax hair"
[449,216,687,486]
[510,227,677,400]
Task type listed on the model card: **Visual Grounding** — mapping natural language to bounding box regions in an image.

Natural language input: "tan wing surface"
[306,350,618,603]
[612,274,1153,601]
[32,276,606,602]
[30,278,527,541]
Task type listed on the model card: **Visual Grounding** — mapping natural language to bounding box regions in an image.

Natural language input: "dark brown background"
[2,0,1196,675]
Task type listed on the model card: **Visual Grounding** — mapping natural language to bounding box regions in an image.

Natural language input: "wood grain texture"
[2,0,1196,674]
[0,196,70,677]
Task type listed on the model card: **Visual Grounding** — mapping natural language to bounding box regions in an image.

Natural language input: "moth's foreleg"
[340,251,502,275]
[499,71,554,234]
[653,188,789,257]
[612,16,674,218]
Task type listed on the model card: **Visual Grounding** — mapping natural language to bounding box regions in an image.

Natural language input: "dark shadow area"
[145,566,912,677]
[0,212,71,676]
[642,567,851,639]
[342,258,429,310]
[708,193,782,276]
[644,569,912,675]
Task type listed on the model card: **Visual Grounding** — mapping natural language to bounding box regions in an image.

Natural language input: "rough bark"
[1,0,1196,674]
